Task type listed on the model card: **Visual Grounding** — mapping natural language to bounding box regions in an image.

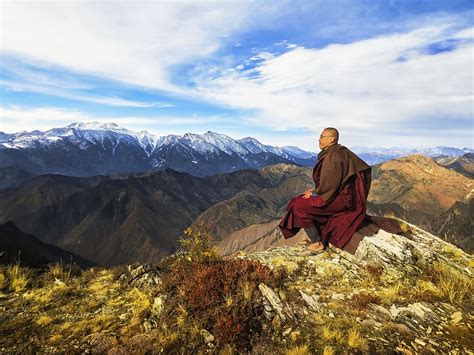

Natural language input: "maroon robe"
[278,144,371,249]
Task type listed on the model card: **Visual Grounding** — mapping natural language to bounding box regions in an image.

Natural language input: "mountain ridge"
[0,122,316,178]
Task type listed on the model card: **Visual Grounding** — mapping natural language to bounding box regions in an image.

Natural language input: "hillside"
[435,153,474,179]
[0,221,472,353]
[0,168,277,266]
[368,154,473,252]
[0,222,94,268]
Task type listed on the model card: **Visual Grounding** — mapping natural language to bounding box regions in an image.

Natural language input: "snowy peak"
[0,123,316,175]
[67,122,123,131]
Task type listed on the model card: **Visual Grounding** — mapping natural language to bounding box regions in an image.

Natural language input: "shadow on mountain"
[0,221,95,268]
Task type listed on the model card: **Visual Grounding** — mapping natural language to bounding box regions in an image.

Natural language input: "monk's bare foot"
[307,242,325,251]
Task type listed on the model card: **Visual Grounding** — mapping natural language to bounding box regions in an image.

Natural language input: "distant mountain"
[0,122,316,178]
[0,166,36,189]
[434,153,474,179]
[0,131,11,143]
[0,221,94,268]
[368,154,473,252]
[351,146,472,165]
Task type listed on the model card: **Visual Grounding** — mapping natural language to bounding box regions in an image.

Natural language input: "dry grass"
[347,327,367,350]
[36,314,53,326]
[350,291,382,309]
[286,344,310,355]
[0,269,5,290]
[441,245,464,260]
[425,262,473,304]
[7,263,29,292]
[323,345,335,355]
[24,281,72,304]
[322,326,344,342]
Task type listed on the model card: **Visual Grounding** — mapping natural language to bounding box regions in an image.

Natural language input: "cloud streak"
[193,24,474,146]
[0,105,227,135]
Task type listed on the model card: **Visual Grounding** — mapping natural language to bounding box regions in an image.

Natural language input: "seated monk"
[278,127,371,255]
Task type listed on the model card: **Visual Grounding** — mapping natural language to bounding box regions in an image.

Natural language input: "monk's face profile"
[318,129,337,150]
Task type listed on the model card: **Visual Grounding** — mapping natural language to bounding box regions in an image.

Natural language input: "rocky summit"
[0,218,472,353]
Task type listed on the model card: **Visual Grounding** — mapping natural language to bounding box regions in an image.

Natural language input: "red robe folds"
[278,144,371,249]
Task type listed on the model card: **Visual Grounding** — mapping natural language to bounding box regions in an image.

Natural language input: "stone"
[391,323,412,334]
[414,338,426,346]
[299,290,322,312]
[200,329,214,344]
[451,311,462,324]
[369,304,393,320]
[259,283,288,322]
[151,295,166,317]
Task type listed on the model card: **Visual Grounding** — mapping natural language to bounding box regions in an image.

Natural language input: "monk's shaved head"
[323,127,339,143]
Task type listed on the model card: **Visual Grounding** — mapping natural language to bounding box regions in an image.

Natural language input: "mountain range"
[0,122,315,180]
[0,155,471,266]
[0,122,472,189]
[351,145,473,165]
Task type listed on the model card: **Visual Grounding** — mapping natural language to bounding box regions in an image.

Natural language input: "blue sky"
[0,0,473,150]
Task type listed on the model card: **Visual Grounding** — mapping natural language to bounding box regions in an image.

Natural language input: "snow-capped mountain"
[351,146,472,165]
[0,132,12,143]
[0,122,316,177]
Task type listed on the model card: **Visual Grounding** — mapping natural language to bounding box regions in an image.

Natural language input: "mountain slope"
[368,155,473,252]
[0,221,94,268]
[0,168,276,266]
[435,153,474,179]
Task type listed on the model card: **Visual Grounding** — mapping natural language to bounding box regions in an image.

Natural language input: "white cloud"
[0,105,225,134]
[194,25,474,147]
[0,1,263,92]
[1,80,162,107]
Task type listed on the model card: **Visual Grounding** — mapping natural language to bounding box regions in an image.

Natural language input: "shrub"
[178,227,220,264]
[162,258,286,351]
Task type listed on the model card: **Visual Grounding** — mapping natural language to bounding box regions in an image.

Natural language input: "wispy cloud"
[0,105,226,134]
[193,24,474,147]
[0,1,266,91]
[1,80,164,108]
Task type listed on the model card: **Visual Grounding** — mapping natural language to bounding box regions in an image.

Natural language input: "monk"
[278,127,371,255]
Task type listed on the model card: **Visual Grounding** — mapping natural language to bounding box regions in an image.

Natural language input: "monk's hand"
[302,189,313,199]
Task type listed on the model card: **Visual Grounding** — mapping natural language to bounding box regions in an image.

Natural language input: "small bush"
[162,258,286,351]
[178,227,220,264]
